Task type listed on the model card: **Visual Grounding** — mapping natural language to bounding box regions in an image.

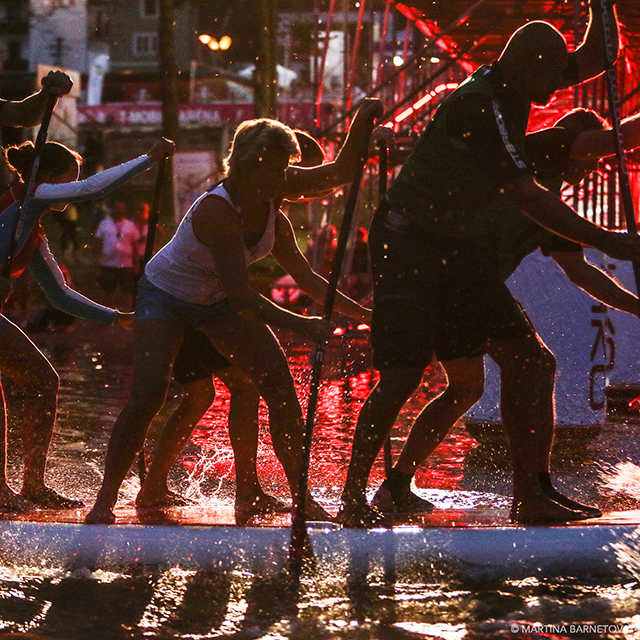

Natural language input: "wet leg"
[218,366,289,517]
[337,367,424,525]
[0,317,79,508]
[486,337,585,523]
[86,318,184,523]
[370,357,485,513]
[530,342,601,517]
[394,356,485,476]
[199,315,328,519]
[136,376,215,508]
[0,380,33,512]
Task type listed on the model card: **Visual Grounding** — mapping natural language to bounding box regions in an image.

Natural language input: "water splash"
[601,462,640,500]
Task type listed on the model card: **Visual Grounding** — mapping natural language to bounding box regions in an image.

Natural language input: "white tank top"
[145,182,277,304]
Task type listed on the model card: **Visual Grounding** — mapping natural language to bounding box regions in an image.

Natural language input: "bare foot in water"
[85,503,116,524]
[0,485,35,513]
[135,489,194,509]
[510,495,588,524]
[21,485,84,510]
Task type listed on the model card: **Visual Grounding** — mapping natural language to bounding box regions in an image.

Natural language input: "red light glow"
[394,83,459,123]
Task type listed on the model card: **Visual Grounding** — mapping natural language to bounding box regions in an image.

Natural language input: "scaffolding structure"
[300,0,640,231]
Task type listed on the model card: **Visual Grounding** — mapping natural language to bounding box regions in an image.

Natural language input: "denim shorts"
[136,276,232,329]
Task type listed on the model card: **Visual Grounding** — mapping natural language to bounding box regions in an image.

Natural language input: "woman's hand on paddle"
[147,138,175,163]
[370,125,394,153]
[114,312,134,330]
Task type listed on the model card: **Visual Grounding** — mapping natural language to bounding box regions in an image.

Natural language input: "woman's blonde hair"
[224,118,301,177]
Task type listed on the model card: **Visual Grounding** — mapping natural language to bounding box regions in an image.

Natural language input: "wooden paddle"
[377,143,394,476]
[289,119,377,578]
[3,93,58,278]
[142,156,169,266]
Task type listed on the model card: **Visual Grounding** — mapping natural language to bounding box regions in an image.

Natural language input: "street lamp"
[198,33,232,51]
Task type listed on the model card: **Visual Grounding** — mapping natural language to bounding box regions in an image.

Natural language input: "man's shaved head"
[498,21,569,105]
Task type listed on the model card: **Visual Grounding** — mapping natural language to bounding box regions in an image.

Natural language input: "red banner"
[78,102,334,129]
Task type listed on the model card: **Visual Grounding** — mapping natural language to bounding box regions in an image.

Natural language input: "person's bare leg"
[370,357,484,513]
[136,376,215,508]
[394,356,485,476]
[199,315,329,519]
[218,366,289,516]
[528,341,601,517]
[533,343,556,477]
[486,336,585,523]
[86,318,184,524]
[0,379,33,512]
[0,316,79,508]
[218,368,261,499]
[338,367,424,524]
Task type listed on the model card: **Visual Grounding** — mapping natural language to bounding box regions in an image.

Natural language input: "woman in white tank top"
[87,99,384,524]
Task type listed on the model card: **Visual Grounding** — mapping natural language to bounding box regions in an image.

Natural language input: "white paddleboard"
[1,507,639,582]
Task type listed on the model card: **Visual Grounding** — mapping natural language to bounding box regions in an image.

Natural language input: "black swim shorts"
[369,205,534,370]
[173,326,232,385]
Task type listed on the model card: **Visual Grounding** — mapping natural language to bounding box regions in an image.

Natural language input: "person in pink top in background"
[94,201,140,310]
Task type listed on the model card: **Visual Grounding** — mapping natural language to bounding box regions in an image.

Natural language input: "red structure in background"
[370,0,640,229]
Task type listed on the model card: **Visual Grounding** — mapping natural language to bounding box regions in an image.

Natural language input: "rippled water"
[2,325,640,639]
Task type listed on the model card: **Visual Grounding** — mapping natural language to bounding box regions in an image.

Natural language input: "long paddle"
[289,120,376,576]
[598,0,640,292]
[135,156,169,481]
[143,156,169,265]
[377,143,394,476]
[3,93,58,278]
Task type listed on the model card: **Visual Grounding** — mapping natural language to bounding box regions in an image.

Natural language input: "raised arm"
[552,249,640,317]
[33,139,174,206]
[271,210,371,324]
[570,0,619,84]
[281,99,382,199]
[569,111,640,160]
[0,71,73,128]
[505,174,640,261]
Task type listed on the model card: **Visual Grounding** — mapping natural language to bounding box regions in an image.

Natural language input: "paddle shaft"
[3,93,58,278]
[289,122,375,572]
[143,157,169,265]
[377,144,394,476]
[599,0,640,292]
[136,156,169,482]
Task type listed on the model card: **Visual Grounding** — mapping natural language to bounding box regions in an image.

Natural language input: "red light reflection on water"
[178,336,479,500]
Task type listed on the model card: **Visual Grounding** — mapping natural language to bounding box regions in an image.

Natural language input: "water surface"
[1,324,640,639]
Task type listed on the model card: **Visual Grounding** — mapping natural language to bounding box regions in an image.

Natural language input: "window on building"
[133,32,158,56]
[5,40,27,72]
[8,40,22,62]
[89,8,110,38]
[141,0,159,18]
